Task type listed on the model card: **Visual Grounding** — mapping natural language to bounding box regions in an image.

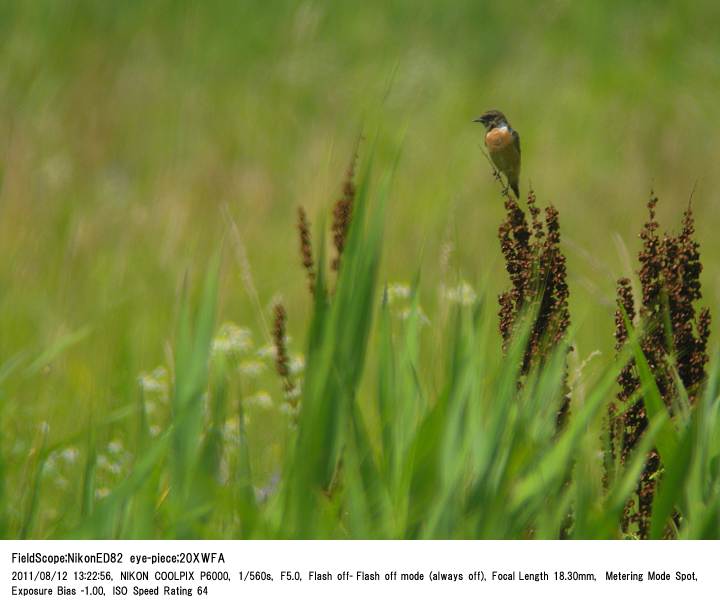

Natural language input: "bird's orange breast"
[485,127,513,151]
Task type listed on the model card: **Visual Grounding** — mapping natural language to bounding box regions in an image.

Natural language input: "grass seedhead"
[272,302,296,406]
[297,206,316,296]
[331,148,358,272]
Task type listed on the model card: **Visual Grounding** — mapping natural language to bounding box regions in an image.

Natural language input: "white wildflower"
[289,354,305,375]
[239,359,265,378]
[245,391,273,409]
[138,367,169,398]
[212,323,253,357]
[396,305,430,326]
[43,454,58,474]
[442,281,477,306]
[386,282,411,304]
[61,447,80,464]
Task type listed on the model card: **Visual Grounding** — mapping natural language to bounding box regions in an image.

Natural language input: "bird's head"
[473,110,507,130]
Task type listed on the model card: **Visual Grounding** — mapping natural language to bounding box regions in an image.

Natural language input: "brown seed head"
[331,150,358,272]
[272,303,295,399]
[297,206,316,295]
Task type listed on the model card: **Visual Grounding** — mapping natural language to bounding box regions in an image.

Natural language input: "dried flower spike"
[609,193,711,538]
[331,149,358,272]
[497,190,571,426]
[297,206,316,295]
[272,303,295,402]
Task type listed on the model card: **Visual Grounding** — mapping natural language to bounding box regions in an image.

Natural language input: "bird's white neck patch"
[496,123,509,132]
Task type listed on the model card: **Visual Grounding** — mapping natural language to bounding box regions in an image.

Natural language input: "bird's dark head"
[473,109,507,130]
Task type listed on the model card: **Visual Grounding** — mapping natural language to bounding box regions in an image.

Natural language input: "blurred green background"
[1,1,718,466]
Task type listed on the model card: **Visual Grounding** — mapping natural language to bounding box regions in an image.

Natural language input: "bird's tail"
[510,179,520,199]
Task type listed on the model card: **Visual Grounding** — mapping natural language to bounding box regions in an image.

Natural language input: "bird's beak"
[472,117,484,124]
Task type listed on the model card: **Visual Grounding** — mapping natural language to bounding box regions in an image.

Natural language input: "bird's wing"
[512,129,521,156]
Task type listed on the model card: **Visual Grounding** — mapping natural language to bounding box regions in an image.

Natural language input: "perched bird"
[474,109,521,199]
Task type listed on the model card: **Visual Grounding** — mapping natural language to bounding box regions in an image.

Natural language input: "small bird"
[474,109,521,199]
